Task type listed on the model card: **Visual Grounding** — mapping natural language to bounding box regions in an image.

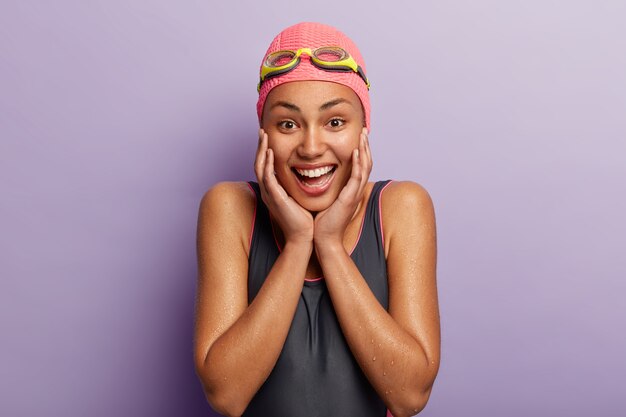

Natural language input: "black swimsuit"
[244,180,393,417]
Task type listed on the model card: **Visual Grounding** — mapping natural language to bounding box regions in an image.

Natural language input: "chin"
[296,195,335,213]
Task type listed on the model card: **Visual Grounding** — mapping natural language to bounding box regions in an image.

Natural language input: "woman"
[194,22,440,417]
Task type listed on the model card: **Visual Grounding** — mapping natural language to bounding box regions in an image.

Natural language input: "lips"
[292,164,336,195]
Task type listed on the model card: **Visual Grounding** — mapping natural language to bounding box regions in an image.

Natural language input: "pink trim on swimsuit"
[381,181,396,417]
[378,180,394,252]
[246,182,257,253]
[348,202,367,256]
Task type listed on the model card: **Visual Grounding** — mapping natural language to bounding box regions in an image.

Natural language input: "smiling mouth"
[292,165,337,188]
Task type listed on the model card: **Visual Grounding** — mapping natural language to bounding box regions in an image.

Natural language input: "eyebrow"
[270,98,353,113]
[319,98,352,111]
[271,101,301,112]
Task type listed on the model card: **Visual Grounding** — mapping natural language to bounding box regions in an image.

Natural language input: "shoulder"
[199,181,256,214]
[197,181,257,255]
[380,180,434,211]
[379,181,436,255]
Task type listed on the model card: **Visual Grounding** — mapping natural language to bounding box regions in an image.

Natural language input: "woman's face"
[261,80,366,213]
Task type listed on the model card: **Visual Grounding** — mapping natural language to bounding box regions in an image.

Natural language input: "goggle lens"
[266,51,297,67]
[313,47,347,62]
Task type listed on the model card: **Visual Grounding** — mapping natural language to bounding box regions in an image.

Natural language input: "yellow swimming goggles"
[257,46,371,92]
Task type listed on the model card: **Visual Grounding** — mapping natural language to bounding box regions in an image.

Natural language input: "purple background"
[2,1,625,416]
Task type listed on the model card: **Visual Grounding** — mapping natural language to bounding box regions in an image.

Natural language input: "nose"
[297,127,326,159]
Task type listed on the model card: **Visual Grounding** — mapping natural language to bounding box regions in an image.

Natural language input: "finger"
[347,133,370,203]
[263,148,288,202]
[351,147,361,183]
[362,129,373,174]
[357,135,369,193]
[254,131,268,182]
[337,148,362,205]
[257,133,274,206]
[264,147,273,185]
[256,128,266,155]
[257,148,275,208]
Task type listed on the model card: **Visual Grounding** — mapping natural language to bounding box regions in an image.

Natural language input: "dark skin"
[194,81,440,417]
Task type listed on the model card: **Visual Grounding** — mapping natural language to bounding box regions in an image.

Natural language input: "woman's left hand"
[314,128,372,247]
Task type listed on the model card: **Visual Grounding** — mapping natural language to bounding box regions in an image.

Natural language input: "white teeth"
[295,166,334,178]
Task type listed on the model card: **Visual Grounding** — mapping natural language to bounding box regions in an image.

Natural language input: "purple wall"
[2,1,625,416]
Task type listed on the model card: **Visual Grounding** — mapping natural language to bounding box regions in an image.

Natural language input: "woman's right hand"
[255,128,314,246]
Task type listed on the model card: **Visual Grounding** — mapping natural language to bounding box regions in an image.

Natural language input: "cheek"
[266,133,278,151]
[267,136,290,163]
[334,133,361,160]
[266,139,295,187]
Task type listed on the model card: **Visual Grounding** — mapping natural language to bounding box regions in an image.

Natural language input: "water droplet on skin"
[390,360,394,366]
[401,386,406,391]
[414,409,419,413]
[383,371,387,376]
[371,339,374,344]
[372,356,376,361]
[378,343,381,348]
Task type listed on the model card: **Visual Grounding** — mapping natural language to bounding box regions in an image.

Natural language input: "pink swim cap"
[257,22,371,131]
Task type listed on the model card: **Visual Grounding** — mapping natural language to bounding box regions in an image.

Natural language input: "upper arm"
[194,181,256,371]
[382,181,440,371]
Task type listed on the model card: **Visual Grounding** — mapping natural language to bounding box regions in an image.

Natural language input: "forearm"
[316,242,437,417]
[199,242,312,416]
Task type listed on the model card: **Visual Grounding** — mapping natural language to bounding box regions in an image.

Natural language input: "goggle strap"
[312,62,370,89]
[356,66,371,89]
[312,64,354,72]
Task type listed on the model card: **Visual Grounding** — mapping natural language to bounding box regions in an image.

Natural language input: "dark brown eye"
[279,120,296,129]
[329,118,344,128]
